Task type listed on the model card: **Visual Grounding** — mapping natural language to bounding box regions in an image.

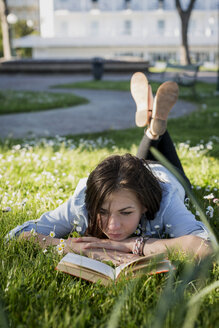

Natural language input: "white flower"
[203,193,214,200]
[73,220,79,225]
[50,231,55,238]
[135,228,141,236]
[31,228,37,236]
[60,238,65,244]
[43,249,47,254]
[76,226,82,232]
[196,211,200,216]
[206,206,214,218]
[166,224,172,229]
[43,238,46,242]
[196,186,201,190]
[60,243,66,249]
[56,244,64,255]
[154,225,160,230]
[206,142,213,150]
[170,233,175,238]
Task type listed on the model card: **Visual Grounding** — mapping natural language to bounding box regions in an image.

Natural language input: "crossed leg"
[130,72,191,187]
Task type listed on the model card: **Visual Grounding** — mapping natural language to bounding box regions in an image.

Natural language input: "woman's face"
[99,189,146,241]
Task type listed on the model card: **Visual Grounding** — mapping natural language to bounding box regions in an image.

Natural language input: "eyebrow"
[101,206,135,211]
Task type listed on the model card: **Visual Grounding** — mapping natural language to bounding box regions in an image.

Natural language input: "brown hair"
[85,153,162,238]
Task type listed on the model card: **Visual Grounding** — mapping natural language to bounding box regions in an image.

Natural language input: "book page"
[59,253,115,280]
[115,254,166,278]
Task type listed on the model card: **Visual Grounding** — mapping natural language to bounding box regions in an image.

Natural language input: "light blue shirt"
[6,164,209,241]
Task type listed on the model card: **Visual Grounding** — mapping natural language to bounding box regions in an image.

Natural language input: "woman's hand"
[69,236,136,254]
[66,237,140,265]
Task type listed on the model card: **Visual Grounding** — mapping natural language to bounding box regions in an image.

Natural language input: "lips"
[107,233,122,240]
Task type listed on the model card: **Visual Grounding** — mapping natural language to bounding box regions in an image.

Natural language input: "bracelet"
[132,236,150,256]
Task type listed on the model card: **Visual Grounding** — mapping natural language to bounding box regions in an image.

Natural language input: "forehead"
[102,189,140,208]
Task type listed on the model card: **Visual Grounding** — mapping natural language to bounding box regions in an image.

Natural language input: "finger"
[83,242,128,252]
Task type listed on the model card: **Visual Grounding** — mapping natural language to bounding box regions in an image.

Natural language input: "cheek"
[97,214,107,231]
[127,214,141,230]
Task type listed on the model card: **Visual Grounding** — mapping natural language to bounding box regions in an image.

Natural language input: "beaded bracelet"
[132,236,150,256]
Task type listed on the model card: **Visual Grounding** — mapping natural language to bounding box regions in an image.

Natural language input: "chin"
[106,233,128,241]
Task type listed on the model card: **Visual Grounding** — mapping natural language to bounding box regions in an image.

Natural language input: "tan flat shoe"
[130,72,152,127]
[150,81,179,136]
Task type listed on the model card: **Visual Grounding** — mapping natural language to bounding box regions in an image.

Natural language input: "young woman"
[7,73,211,263]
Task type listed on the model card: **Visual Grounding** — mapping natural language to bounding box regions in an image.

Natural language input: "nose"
[107,213,121,231]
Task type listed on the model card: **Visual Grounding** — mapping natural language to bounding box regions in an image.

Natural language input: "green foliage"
[0,81,218,327]
[0,90,89,114]
[13,20,34,39]
[13,19,35,58]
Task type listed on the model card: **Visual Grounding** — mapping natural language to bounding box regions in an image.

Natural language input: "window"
[124,20,132,35]
[158,0,164,10]
[91,0,98,9]
[90,21,99,35]
[124,0,131,10]
[157,19,165,35]
[60,21,69,36]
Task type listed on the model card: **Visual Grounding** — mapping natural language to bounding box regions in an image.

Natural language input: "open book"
[56,252,174,286]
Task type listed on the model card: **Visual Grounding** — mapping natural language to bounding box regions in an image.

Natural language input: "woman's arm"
[19,232,140,265]
[74,235,213,259]
[142,235,213,258]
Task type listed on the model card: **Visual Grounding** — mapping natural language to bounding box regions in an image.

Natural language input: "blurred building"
[14,0,218,64]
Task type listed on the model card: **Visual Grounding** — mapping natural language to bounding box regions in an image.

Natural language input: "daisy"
[50,231,55,238]
[206,206,214,218]
[76,226,82,233]
[135,228,141,236]
[203,193,214,200]
[56,244,64,254]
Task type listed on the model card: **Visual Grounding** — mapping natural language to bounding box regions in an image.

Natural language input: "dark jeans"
[137,130,191,188]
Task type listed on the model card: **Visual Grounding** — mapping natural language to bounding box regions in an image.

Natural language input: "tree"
[175,0,197,65]
[0,0,11,59]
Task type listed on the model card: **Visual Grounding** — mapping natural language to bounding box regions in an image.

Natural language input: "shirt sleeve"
[5,178,89,240]
[161,192,210,240]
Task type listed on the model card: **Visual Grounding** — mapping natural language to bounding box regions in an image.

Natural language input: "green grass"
[0,82,218,327]
[51,80,132,91]
[0,90,89,115]
[51,79,217,101]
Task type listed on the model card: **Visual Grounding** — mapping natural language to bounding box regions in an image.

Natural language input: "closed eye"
[99,209,108,216]
[120,211,133,216]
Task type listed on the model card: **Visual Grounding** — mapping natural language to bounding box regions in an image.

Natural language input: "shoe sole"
[130,72,148,127]
[150,81,179,136]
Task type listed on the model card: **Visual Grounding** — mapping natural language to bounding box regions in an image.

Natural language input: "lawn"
[0,82,218,327]
[0,90,88,115]
[51,78,217,102]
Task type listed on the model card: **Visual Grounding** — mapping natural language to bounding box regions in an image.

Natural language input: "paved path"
[0,73,198,139]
